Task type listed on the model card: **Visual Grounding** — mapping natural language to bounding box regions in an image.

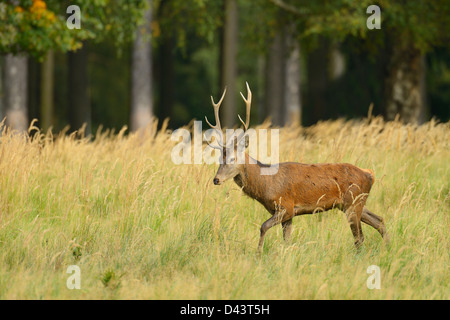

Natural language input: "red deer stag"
[205,83,388,252]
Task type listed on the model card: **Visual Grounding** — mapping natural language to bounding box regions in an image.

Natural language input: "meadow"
[0,116,448,299]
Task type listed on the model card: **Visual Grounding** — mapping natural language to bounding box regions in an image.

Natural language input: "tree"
[130,0,154,132]
[263,25,302,127]
[264,29,285,126]
[239,1,303,126]
[270,0,450,124]
[2,54,28,131]
[0,0,65,131]
[66,1,149,135]
[155,0,175,124]
[68,43,90,134]
[0,0,89,58]
[0,56,2,121]
[0,0,149,132]
[306,38,329,124]
[284,27,301,126]
[40,50,54,131]
[220,0,238,128]
[154,0,222,125]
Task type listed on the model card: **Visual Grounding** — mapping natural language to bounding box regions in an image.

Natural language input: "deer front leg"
[258,210,285,252]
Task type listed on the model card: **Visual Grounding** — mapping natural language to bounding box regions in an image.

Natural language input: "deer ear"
[244,134,249,148]
[235,135,249,151]
[233,136,239,151]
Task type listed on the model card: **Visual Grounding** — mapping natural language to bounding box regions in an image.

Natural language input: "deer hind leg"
[258,210,286,252]
[345,204,364,249]
[361,207,389,243]
[281,219,293,242]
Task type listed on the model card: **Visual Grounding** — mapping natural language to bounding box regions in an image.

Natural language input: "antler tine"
[205,87,227,148]
[234,82,252,148]
[238,82,252,132]
[205,87,227,132]
[205,138,223,150]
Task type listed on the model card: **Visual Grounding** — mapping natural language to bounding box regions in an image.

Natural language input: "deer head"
[205,82,252,185]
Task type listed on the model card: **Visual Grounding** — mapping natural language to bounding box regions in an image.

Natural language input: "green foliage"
[0,0,148,59]
[271,0,450,53]
[0,0,86,58]
[377,0,450,51]
[238,0,287,53]
[154,0,223,49]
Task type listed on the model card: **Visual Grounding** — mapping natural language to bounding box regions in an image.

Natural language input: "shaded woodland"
[1,0,449,134]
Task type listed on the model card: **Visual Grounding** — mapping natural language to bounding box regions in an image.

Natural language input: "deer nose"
[213,178,220,185]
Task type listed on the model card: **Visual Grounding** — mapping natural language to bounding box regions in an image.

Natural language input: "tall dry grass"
[0,117,448,299]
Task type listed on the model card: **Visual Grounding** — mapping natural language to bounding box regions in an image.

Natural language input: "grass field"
[0,117,448,299]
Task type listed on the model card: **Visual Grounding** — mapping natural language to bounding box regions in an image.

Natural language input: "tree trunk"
[256,55,266,123]
[130,0,153,132]
[265,30,286,127]
[28,57,40,126]
[220,0,238,128]
[159,37,175,123]
[284,29,301,126]
[68,43,91,135]
[418,56,428,123]
[3,54,29,132]
[0,56,3,121]
[329,42,346,81]
[385,42,425,124]
[306,38,328,125]
[40,50,54,131]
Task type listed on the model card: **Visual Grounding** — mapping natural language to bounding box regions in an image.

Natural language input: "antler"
[237,82,252,144]
[205,87,227,149]
[204,83,252,149]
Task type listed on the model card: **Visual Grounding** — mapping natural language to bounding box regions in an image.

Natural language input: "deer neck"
[233,153,267,201]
